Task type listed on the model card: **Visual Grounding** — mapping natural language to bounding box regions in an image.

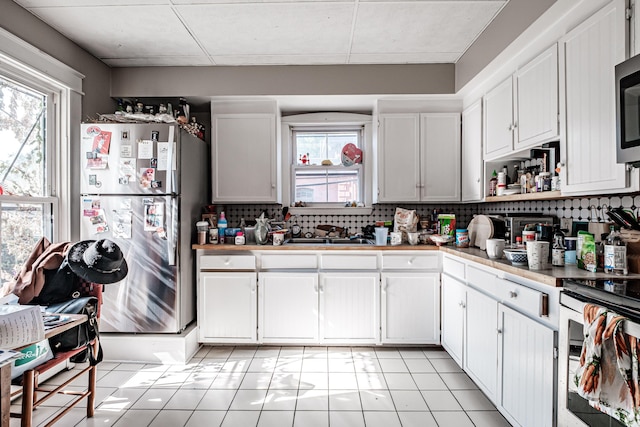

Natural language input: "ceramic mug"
[390,231,402,246]
[485,238,505,259]
[526,240,550,269]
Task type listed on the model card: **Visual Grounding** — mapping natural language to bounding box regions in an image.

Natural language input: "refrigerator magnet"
[140,168,155,189]
[92,131,112,155]
[138,140,153,159]
[144,202,164,231]
[120,145,132,158]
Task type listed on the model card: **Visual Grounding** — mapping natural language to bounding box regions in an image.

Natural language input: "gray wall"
[455,0,557,91]
[111,64,455,98]
[1,0,113,241]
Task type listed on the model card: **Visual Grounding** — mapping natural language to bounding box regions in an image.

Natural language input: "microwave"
[616,53,640,165]
[504,215,556,245]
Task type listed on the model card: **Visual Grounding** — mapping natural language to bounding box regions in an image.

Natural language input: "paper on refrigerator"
[0,305,45,348]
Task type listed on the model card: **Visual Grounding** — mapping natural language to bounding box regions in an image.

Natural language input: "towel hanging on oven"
[575,303,640,426]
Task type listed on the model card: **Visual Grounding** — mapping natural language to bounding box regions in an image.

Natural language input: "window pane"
[295,132,359,166]
[0,203,47,284]
[294,168,359,203]
[0,77,47,197]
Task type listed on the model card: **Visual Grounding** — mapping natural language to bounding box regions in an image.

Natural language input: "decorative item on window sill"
[341,143,362,166]
[294,201,307,207]
[299,153,310,165]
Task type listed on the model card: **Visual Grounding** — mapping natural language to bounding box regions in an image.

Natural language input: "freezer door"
[80,195,181,333]
[80,123,178,195]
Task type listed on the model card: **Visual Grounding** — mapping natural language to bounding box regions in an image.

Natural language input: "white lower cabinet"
[441,254,557,427]
[464,286,499,403]
[258,272,318,343]
[381,272,440,344]
[441,273,466,367]
[499,304,555,427]
[319,272,380,344]
[199,272,257,343]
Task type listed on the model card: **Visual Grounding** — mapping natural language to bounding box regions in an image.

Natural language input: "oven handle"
[561,292,640,337]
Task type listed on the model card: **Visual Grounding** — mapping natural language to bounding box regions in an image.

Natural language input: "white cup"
[375,227,388,246]
[526,241,550,270]
[272,232,284,246]
[486,238,505,259]
[407,232,419,246]
[390,231,402,246]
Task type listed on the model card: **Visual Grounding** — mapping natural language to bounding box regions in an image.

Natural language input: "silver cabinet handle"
[497,328,502,334]
[509,291,518,298]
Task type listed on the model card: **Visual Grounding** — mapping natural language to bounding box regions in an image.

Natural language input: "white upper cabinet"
[484,43,560,161]
[378,113,460,202]
[515,43,559,150]
[560,0,628,195]
[421,113,461,202]
[461,100,483,202]
[212,113,277,202]
[483,77,515,160]
[378,114,421,202]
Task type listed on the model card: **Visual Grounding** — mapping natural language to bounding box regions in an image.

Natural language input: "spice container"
[235,231,245,245]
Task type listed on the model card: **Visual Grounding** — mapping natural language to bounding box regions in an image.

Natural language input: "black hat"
[67,239,128,284]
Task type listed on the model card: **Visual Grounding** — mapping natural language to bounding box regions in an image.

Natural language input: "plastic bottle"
[235,231,245,245]
[604,225,628,275]
[489,170,498,197]
[552,226,565,267]
[218,212,228,244]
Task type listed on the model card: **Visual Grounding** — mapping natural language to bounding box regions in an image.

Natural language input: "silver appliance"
[616,53,640,166]
[558,279,640,426]
[504,215,556,245]
[79,123,207,333]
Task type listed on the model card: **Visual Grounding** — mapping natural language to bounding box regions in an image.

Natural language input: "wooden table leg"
[87,365,96,418]
[20,370,34,427]
[0,362,11,427]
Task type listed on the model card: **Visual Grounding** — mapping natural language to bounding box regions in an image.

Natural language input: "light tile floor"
[10,346,512,427]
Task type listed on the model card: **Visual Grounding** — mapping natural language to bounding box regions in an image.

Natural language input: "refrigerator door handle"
[166,195,177,266]
[166,126,175,194]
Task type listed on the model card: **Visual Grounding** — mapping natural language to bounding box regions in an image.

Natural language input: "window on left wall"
[0,74,57,284]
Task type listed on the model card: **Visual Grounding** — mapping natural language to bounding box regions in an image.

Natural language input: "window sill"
[289,206,373,216]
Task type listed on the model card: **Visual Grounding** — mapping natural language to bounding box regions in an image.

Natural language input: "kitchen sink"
[283,237,373,245]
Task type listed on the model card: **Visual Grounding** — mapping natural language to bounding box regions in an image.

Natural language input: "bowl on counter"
[430,234,454,247]
[503,248,528,266]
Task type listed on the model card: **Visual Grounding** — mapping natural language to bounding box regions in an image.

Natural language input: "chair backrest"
[76,279,103,318]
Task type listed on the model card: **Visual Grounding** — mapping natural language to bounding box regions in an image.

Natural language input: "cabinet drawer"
[466,265,500,296]
[200,255,256,270]
[382,254,439,270]
[261,254,317,269]
[320,254,378,270]
[497,278,546,318]
[442,256,465,280]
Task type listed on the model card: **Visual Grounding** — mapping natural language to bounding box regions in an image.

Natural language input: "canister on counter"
[455,229,469,248]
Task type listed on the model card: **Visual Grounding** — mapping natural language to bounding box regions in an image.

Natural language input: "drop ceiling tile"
[26,5,204,58]
[351,1,505,54]
[211,54,348,65]
[15,0,170,6]
[349,52,460,64]
[103,56,214,67]
[176,3,354,56]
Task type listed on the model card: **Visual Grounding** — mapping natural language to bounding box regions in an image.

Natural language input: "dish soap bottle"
[218,212,227,244]
[604,225,628,275]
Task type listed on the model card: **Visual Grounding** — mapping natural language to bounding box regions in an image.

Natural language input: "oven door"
[558,293,627,427]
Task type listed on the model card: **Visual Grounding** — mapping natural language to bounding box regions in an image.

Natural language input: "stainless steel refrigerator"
[79,122,207,333]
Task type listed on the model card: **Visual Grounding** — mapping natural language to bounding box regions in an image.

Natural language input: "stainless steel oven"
[558,279,640,426]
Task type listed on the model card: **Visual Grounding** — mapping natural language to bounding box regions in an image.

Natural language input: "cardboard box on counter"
[620,230,640,273]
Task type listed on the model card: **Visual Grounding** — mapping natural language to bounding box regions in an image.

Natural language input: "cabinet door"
[377,114,421,202]
[212,114,277,202]
[199,272,257,343]
[561,0,628,194]
[465,286,499,403]
[421,113,461,202]
[498,304,555,427]
[484,77,514,160]
[441,274,466,367]
[381,272,440,344]
[515,43,559,149]
[258,272,318,343]
[461,101,483,202]
[319,272,380,344]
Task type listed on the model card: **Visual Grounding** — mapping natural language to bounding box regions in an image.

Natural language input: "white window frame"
[282,113,373,215]
[0,27,82,243]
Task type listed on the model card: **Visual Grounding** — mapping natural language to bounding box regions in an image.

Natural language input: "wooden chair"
[10,283,103,427]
